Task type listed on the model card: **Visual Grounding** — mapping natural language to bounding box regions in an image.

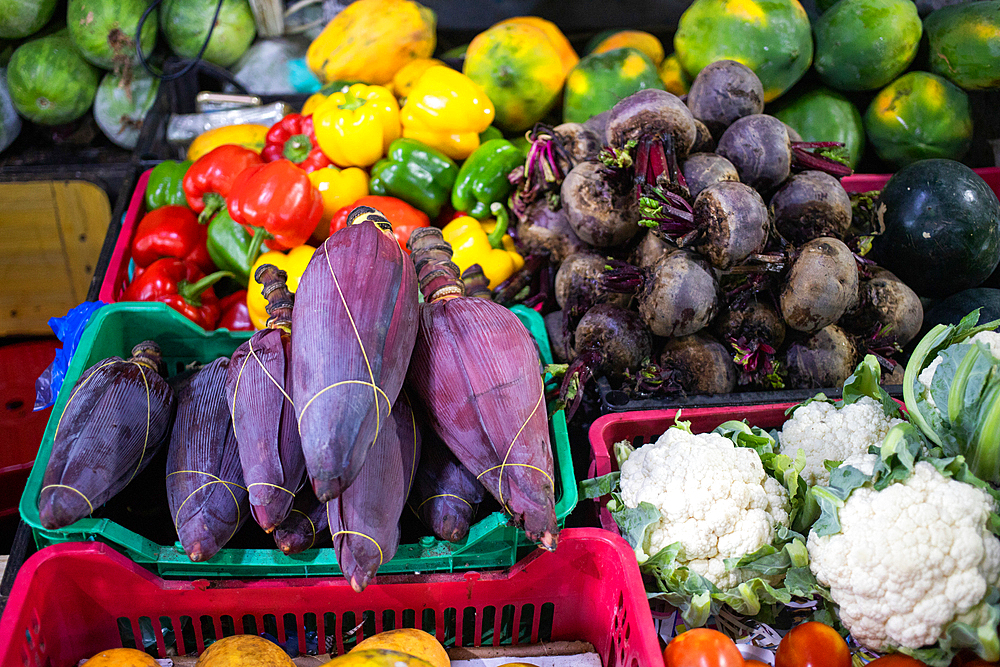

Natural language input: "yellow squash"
[306,0,436,86]
[186,124,269,161]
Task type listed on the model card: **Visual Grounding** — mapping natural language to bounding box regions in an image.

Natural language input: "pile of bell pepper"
[122,63,530,330]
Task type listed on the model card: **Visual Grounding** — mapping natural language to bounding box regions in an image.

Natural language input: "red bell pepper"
[261,114,332,173]
[123,257,230,329]
[227,159,324,251]
[217,290,254,331]
[130,206,215,274]
[182,145,264,222]
[329,194,430,253]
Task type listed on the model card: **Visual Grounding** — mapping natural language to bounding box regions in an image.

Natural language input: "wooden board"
[0,180,110,336]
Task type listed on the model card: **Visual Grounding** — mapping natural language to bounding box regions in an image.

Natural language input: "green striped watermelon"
[0,0,58,40]
[161,0,256,69]
[67,0,157,71]
[6,35,100,125]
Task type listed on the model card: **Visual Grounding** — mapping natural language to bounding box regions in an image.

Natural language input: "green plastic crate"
[19,301,576,578]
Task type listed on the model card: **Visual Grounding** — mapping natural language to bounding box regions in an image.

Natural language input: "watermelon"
[161,0,256,69]
[771,87,865,168]
[93,70,159,149]
[6,35,100,125]
[864,71,972,168]
[813,0,922,92]
[563,48,665,124]
[67,0,157,71]
[0,0,58,39]
[673,0,813,102]
[925,1,1000,91]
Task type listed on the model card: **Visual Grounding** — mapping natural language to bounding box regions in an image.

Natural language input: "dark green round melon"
[6,35,100,125]
[67,0,157,71]
[873,159,1000,299]
[161,0,256,69]
[0,0,58,39]
[93,70,159,148]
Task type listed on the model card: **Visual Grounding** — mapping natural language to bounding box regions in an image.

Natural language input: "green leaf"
[611,501,660,556]
[810,464,872,536]
[842,354,903,419]
[614,440,635,468]
[823,459,843,472]
[785,392,835,417]
[579,471,620,500]
[783,566,831,600]
[874,423,927,490]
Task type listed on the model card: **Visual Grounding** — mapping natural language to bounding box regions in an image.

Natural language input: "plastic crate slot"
[441,607,457,647]
[421,608,436,637]
[283,613,302,654]
[116,617,136,649]
[240,614,257,636]
[220,614,236,638]
[342,611,358,652]
[515,603,532,645]
[362,609,377,639]
[481,605,496,646]
[321,612,335,653]
[158,616,176,655]
[199,614,217,647]
[381,610,395,632]
[22,629,31,649]
[402,608,416,629]
[499,604,516,645]
[461,606,476,646]
[538,602,554,643]
[179,615,197,654]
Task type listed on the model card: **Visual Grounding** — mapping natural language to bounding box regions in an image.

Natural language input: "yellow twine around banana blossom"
[230,337,295,435]
[167,470,248,544]
[415,493,474,511]
[52,358,155,490]
[288,508,317,551]
[326,504,385,566]
[39,484,94,515]
[475,387,551,514]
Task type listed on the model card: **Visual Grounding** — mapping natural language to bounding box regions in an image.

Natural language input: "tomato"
[663,628,745,667]
[745,661,770,667]
[867,656,927,667]
[775,622,851,667]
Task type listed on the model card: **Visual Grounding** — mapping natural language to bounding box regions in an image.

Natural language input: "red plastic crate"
[0,528,663,667]
[98,169,151,303]
[587,405,799,533]
[841,165,1000,193]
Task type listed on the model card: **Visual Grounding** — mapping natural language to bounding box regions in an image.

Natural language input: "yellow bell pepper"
[400,66,494,161]
[301,91,328,116]
[313,83,401,168]
[247,244,316,329]
[307,165,370,233]
[186,123,270,161]
[441,203,523,289]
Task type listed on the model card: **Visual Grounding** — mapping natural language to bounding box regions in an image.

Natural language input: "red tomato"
[964,662,1000,667]
[745,661,770,667]
[866,656,927,667]
[663,628,745,667]
[775,622,851,667]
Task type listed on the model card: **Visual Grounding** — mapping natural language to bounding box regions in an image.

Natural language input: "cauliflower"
[778,396,905,486]
[619,426,790,590]
[807,461,1000,654]
[918,330,1000,409]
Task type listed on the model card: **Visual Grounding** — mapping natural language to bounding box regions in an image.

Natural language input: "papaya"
[864,71,973,168]
[771,87,864,168]
[658,53,692,96]
[161,0,256,69]
[66,0,156,71]
[463,22,565,133]
[813,0,922,92]
[925,1,1000,91]
[351,629,449,667]
[81,648,160,667]
[307,0,435,86]
[495,16,578,76]
[195,634,295,667]
[673,0,813,102]
[591,30,665,66]
[563,47,665,124]
[6,34,100,125]
[391,57,444,98]
[0,0,58,39]
[321,650,435,667]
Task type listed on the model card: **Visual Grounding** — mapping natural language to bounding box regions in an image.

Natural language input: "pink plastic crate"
[0,529,663,667]
[587,405,799,533]
[841,165,1000,193]
[99,169,151,303]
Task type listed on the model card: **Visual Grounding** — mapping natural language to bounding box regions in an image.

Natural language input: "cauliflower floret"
[619,427,789,590]
[919,331,1000,409]
[778,396,904,486]
[807,461,1000,652]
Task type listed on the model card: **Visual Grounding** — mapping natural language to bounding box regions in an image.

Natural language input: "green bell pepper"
[145,160,193,210]
[451,139,525,220]
[206,208,261,287]
[479,125,503,143]
[369,138,458,218]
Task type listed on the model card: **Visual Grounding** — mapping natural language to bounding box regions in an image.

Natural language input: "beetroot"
[780,237,859,333]
[562,161,641,247]
[573,302,653,379]
[781,325,858,389]
[659,333,737,395]
[682,152,739,199]
[685,60,765,138]
[770,171,852,244]
[689,181,768,269]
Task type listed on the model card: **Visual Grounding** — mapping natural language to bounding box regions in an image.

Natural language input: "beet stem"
[791,144,854,177]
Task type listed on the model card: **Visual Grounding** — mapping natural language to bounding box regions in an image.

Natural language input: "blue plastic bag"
[34,301,106,410]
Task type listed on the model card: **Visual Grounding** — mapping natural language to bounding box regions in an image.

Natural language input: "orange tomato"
[663,628,745,667]
[745,661,770,667]
[775,622,851,667]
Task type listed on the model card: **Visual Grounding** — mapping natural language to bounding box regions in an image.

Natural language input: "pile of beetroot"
[508,60,923,417]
